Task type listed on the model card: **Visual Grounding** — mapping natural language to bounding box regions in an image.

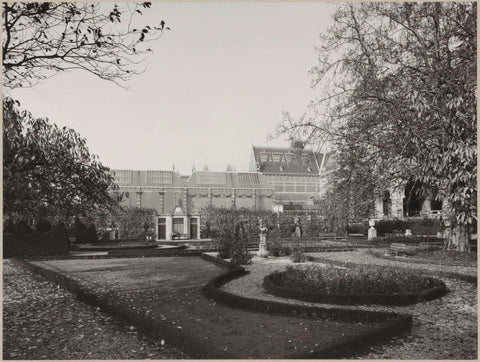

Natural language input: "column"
[183,216,188,238]
[197,216,201,240]
[166,215,172,240]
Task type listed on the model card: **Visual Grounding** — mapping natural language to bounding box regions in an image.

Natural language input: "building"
[249,140,335,211]
[373,180,444,220]
[111,169,274,240]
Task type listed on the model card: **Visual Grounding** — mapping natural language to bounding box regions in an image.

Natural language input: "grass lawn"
[26,257,393,359]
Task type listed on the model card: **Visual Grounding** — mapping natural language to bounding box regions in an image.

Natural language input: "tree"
[276,3,476,251]
[3,97,120,222]
[3,2,169,88]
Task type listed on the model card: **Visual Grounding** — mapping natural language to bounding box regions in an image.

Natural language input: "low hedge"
[347,218,441,237]
[264,265,446,306]
[3,223,70,258]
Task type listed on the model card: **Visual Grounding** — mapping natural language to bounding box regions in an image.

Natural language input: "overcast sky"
[6,2,337,174]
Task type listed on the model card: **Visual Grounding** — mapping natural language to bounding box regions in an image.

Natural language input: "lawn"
[24,256,396,359]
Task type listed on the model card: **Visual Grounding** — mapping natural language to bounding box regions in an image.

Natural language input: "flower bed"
[264,265,446,305]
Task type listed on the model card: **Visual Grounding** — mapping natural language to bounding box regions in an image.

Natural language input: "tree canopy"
[276,2,477,250]
[3,2,168,88]
[3,97,120,222]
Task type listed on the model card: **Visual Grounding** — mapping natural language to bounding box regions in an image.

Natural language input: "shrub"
[217,221,252,264]
[4,223,70,257]
[273,265,436,295]
[35,220,52,233]
[346,222,368,235]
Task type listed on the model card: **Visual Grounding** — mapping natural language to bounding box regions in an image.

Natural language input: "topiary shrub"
[230,222,253,265]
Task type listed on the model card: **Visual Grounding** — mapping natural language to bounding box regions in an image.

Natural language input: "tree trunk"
[447,225,471,253]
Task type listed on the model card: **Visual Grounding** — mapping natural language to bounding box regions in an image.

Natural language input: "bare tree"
[3,2,169,88]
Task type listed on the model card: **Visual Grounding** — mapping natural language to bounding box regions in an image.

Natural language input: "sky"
[6,2,337,174]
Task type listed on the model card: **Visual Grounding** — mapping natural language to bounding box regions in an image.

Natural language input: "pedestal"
[258,234,268,258]
[368,227,377,240]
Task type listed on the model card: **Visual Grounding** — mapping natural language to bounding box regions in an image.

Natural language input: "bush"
[4,223,70,257]
[36,220,52,233]
[216,221,252,265]
[273,265,436,295]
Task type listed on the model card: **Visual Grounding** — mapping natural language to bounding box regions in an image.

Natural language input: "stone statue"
[293,217,302,237]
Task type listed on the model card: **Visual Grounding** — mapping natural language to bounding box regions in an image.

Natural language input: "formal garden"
[3,1,477,360]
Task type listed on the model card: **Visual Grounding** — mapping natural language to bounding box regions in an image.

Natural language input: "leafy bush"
[217,221,252,265]
[346,222,368,235]
[273,265,436,295]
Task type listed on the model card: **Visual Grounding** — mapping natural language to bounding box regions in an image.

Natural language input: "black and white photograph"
[2,1,477,359]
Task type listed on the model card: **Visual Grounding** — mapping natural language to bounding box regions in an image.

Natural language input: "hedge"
[347,218,441,236]
[263,271,446,306]
[3,223,70,258]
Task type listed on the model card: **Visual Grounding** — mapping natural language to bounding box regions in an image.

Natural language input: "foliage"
[91,206,156,240]
[3,98,120,222]
[4,223,70,257]
[216,220,252,265]
[230,222,253,265]
[3,2,169,88]
[276,2,477,251]
[274,265,435,295]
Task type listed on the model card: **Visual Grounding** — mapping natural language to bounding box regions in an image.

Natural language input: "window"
[285,153,296,166]
[295,182,306,192]
[272,153,283,164]
[259,152,269,162]
[238,173,260,186]
[284,182,295,192]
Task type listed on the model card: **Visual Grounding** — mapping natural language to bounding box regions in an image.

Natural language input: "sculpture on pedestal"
[258,218,268,258]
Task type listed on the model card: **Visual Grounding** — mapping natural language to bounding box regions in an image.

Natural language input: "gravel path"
[222,255,477,359]
[3,259,189,360]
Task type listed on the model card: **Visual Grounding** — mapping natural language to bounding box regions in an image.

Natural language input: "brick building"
[112,169,274,240]
[249,140,335,211]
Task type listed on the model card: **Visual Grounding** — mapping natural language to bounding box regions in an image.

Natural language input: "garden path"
[222,254,477,359]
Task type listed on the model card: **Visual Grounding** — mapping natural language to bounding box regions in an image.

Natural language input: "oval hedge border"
[263,271,447,306]
[199,253,413,359]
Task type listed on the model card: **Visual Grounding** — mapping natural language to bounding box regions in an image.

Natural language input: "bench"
[389,243,417,256]
[171,233,189,240]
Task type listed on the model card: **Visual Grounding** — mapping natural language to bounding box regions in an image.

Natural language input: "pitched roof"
[251,146,322,174]
[186,171,272,189]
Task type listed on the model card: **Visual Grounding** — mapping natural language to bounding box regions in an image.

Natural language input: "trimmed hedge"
[263,268,446,306]
[3,223,70,258]
[347,218,441,237]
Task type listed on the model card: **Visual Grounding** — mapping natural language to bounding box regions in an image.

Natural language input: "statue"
[258,218,268,258]
[293,217,302,237]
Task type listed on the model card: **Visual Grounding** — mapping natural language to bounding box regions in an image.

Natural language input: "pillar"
[166,215,172,240]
